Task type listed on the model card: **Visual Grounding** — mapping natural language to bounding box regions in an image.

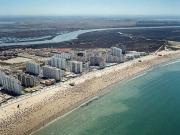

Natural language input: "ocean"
[33,60,180,135]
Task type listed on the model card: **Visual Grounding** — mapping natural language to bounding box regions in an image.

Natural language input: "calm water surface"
[33,60,180,135]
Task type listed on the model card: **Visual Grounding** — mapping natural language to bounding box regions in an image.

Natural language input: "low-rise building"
[128,51,141,58]
[125,54,135,60]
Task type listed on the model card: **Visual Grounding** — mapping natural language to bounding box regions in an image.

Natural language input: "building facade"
[18,73,38,88]
[42,66,64,81]
[106,55,123,63]
[89,56,106,68]
[111,47,123,62]
[69,61,83,74]
[111,47,123,57]
[48,57,66,70]
[54,52,72,60]
[0,71,22,95]
[26,62,41,75]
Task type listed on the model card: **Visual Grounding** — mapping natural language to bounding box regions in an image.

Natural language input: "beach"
[0,50,180,135]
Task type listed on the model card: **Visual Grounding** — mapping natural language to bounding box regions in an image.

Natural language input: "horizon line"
[0,14,180,18]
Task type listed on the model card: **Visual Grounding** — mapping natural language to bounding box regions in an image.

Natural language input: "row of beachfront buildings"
[0,47,146,95]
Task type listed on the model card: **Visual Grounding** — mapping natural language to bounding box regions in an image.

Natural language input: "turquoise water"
[33,60,180,135]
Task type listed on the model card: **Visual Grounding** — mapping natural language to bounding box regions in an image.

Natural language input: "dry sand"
[0,57,31,64]
[0,50,180,135]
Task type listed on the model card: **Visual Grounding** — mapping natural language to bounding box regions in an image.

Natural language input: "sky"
[0,0,180,16]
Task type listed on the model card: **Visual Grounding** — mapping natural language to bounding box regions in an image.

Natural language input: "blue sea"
[33,60,180,135]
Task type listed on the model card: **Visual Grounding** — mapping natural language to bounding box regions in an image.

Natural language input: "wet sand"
[0,50,180,135]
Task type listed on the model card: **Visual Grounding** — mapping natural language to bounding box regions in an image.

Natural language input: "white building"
[69,61,83,74]
[26,62,41,75]
[126,51,145,60]
[89,56,106,68]
[106,55,123,63]
[54,52,72,60]
[48,57,66,70]
[128,51,141,58]
[111,47,122,57]
[42,66,64,81]
[0,71,22,95]
[111,47,123,62]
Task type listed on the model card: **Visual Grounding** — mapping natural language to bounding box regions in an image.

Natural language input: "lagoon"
[1,26,180,47]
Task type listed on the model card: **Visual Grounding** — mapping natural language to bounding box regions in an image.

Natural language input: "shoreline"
[0,50,180,135]
[31,58,180,135]
[28,55,180,135]
[30,70,150,135]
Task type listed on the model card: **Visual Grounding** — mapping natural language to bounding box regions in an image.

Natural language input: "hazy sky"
[0,0,180,16]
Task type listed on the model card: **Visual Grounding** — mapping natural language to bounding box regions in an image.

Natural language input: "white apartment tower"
[42,66,64,81]
[26,62,41,75]
[111,47,123,62]
[69,61,83,74]
[48,57,66,70]
[0,71,22,95]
